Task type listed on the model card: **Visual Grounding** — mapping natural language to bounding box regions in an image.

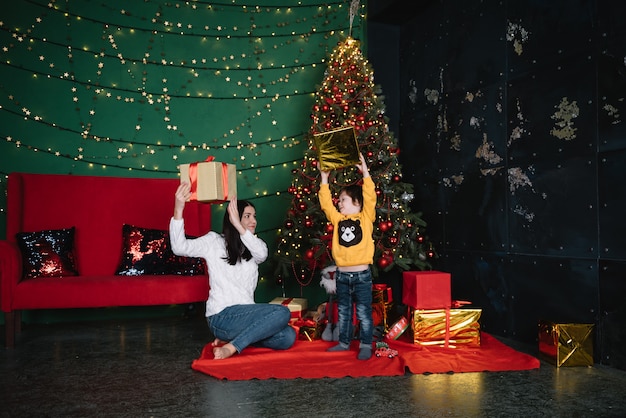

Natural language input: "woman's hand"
[227,196,246,235]
[173,182,192,220]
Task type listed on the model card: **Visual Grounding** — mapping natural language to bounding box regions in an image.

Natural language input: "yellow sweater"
[319,176,376,267]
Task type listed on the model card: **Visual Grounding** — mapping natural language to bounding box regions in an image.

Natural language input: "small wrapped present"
[385,316,409,341]
[313,126,360,171]
[538,321,594,367]
[179,157,237,203]
[372,283,393,304]
[292,312,324,341]
[269,297,308,318]
[411,308,481,348]
[402,271,451,309]
[372,284,393,330]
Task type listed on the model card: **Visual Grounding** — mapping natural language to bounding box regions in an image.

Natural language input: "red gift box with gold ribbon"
[179,157,237,203]
[402,270,451,309]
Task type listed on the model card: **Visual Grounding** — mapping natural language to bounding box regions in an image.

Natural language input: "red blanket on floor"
[191,333,540,380]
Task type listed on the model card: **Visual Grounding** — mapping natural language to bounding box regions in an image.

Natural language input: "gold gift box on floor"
[538,321,594,367]
[313,126,360,171]
[179,159,237,203]
[411,308,481,348]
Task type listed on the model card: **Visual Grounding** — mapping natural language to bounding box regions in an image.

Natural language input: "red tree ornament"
[377,257,390,269]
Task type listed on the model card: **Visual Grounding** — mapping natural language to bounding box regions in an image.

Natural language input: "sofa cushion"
[16,227,79,279]
[115,224,207,276]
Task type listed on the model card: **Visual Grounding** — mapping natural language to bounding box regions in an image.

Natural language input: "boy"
[318,153,376,360]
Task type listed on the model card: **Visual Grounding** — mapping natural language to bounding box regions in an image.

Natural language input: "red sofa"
[0,172,212,347]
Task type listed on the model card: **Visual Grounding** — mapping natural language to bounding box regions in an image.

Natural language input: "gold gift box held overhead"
[313,126,360,171]
[538,320,594,367]
[411,308,481,348]
[179,158,237,203]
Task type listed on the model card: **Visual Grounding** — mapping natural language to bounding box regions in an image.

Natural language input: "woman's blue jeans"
[335,268,373,347]
[207,304,296,353]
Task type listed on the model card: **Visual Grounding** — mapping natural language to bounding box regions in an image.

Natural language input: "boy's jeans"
[335,268,373,347]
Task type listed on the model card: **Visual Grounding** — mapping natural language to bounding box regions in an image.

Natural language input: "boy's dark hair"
[222,200,254,265]
[341,184,363,209]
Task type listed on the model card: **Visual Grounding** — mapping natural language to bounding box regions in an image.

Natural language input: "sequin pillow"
[115,224,207,276]
[16,227,79,279]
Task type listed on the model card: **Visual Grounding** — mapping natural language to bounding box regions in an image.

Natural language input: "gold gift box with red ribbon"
[269,297,308,318]
[538,320,594,367]
[411,307,481,348]
[179,157,237,203]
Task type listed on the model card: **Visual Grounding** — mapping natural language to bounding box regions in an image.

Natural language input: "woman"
[170,182,296,359]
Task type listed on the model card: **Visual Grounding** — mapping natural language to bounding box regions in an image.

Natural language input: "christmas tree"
[274,37,435,289]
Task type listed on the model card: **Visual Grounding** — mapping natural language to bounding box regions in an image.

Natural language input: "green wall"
[0,0,366,319]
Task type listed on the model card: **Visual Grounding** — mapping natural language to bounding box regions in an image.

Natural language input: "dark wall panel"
[439,0,506,92]
[506,0,596,77]
[598,51,626,153]
[367,22,401,136]
[368,0,626,368]
[506,52,598,258]
[598,149,626,258]
[599,260,626,368]
[597,0,626,151]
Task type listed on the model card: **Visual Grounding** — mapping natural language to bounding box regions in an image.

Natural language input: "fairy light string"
[0,0,366,238]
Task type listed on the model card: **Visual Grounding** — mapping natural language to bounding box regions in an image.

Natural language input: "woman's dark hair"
[222,200,255,265]
[341,184,363,209]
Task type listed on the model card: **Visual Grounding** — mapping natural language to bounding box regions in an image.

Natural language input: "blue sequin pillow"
[115,224,207,276]
[16,227,79,279]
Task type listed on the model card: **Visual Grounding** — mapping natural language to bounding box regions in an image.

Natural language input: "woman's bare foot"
[213,343,237,360]
[211,338,226,347]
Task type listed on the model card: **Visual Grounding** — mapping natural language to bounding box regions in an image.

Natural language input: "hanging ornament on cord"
[349,0,360,37]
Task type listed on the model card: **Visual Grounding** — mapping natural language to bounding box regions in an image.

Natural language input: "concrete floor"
[2,313,626,418]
